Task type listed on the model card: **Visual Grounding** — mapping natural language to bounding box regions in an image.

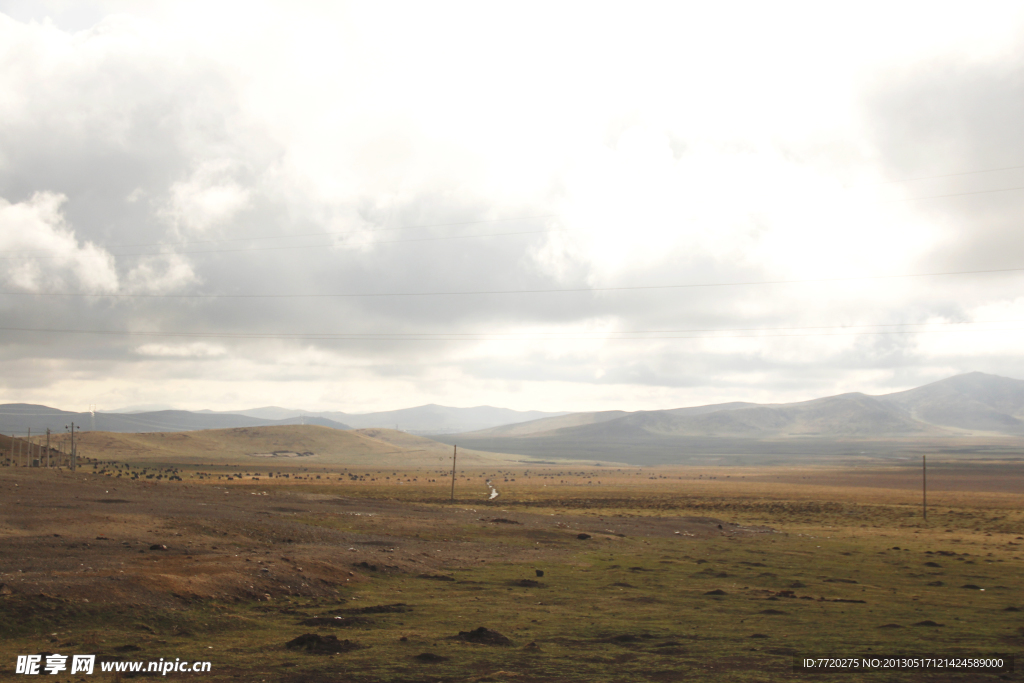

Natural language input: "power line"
[0,215,558,257]
[2,265,1023,299]
[884,185,1024,203]
[873,164,1024,185]
[0,319,1020,342]
[0,228,566,262]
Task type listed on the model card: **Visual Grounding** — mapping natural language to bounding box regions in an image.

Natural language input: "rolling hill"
[73,425,520,466]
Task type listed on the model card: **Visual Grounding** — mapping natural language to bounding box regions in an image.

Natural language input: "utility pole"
[26,428,30,467]
[449,445,457,503]
[922,455,927,522]
[66,423,78,471]
[46,429,50,468]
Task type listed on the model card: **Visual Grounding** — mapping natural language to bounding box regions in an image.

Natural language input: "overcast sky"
[2,1,1024,413]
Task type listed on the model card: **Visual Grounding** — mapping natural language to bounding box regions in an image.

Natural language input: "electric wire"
[2,265,1023,299]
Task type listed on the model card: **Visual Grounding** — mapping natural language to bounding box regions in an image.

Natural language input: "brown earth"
[0,467,752,608]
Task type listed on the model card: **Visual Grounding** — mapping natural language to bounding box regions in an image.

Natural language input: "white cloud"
[135,342,226,358]
[0,191,118,292]
[162,160,251,234]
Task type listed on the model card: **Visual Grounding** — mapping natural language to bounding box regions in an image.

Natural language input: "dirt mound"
[912,620,944,627]
[452,627,512,646]
[511,579,543,588]
[758,609,787,615]
[413,652,448,662]
[878,623,903,629]
[704,589,727,595]
[486,518,521,524]
[285,633,363,654]
[416,573,455,581]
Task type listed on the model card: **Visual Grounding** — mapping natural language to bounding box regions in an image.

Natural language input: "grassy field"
[0,454,1021,682]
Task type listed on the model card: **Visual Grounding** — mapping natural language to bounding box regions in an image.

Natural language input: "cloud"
[0,191,118,292]
[2,4,1024,412]
[162,160,251,234]
[135,342,226,358]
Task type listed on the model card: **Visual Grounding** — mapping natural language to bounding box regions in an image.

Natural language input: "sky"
[2,1,1024,413]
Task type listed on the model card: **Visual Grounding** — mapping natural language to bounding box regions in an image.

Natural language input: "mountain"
[877,371,1024,434]
[438,373,1024,465]
[0,405,351,435]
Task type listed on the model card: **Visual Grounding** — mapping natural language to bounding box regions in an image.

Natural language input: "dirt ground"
[0,467,761,608]
[1,460,1021,683]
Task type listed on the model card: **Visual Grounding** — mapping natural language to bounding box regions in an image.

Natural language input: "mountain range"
[0,403,566,437]
[435,372,1024,464]
[5,373,1024,465]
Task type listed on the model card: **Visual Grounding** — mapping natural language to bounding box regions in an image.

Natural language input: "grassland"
[0,449,1021,682]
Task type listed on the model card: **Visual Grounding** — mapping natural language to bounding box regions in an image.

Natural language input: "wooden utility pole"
[26,428,30,467]
[922,455,927,522]
[450,445,457,503]
[46,429,50,468]
[67,422,77,471]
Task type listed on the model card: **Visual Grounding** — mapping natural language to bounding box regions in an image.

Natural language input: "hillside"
[73,425,519,466]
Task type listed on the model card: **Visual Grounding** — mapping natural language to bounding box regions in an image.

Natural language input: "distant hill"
[204,404,570,434]
[0,404,351,435]
[73,425,517,466]
[437,372,1024,465]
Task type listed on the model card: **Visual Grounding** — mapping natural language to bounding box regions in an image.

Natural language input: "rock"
[535,570,544,577]
[705,589,727,596]
[285,633,362,654]
[577,533,592,540]
[912,620,944,627]
[0,584,12,596]
[149,544,168,551]
[877,623,903,629]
